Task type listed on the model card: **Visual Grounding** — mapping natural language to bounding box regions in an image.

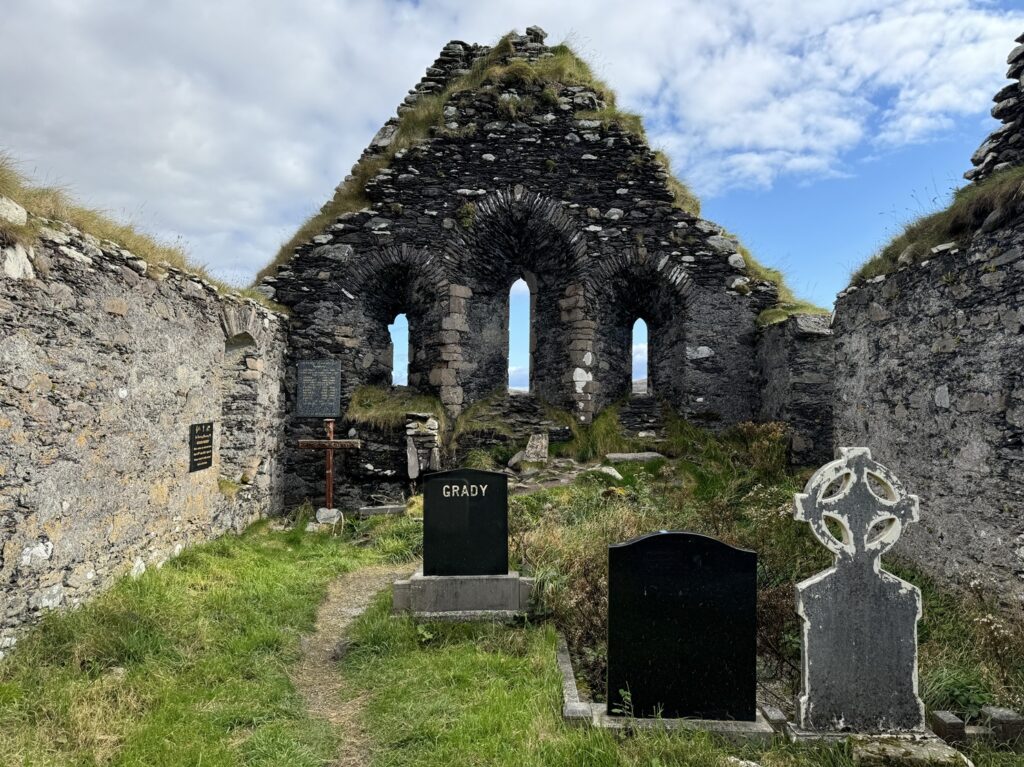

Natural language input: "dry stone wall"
[832,222,1024,603]
[0,216,288,655]
[965,32,1024,183]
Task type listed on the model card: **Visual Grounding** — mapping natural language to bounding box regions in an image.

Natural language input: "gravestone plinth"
[606,531,757,721]
[791,447,926,736]
[393,468,533,619]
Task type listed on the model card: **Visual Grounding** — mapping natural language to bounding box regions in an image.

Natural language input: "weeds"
[852,166,1024,285]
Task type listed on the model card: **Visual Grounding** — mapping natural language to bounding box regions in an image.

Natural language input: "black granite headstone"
[606,531,757,720]
[295,359,342,418]
[188,421,214,473]
[423,468,508,576]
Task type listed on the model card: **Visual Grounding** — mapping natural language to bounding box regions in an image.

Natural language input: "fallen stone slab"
[604,452,666,464]
[357,505,405,519]
[851,736,974,766]
[586,465,623,481]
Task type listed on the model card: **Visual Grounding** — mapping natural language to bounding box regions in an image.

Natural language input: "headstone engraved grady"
[295,359,342,418]
[794,447,925,733]
[423,468,508,576]
[606,531,757,721]
[188,422,214,473]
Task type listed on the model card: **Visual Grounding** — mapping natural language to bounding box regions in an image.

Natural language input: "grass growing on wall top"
[851,166,1024,286]
[255,33,707,284]
[345,384,447,432]
[0,153,284,311]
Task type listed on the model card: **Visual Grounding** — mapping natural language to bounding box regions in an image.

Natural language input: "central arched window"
[508,278,531,392]
[632,318,649,396]
[389,313,409,386]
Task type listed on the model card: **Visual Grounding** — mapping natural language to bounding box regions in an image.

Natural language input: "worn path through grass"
[291,562,417,767]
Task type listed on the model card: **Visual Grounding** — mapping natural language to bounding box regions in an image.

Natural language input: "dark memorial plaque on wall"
[188,422,214,473]
[606,531,756,721]
[423,468,508,576]
[296,359,342,418]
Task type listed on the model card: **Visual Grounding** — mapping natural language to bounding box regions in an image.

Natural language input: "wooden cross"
[296,419,361,510]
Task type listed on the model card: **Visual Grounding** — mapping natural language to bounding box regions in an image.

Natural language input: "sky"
[2,0,1021,387]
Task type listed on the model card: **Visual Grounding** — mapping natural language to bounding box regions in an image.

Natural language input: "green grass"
[0,153,283,312]
[345,385,447,433]
[343,593,856,767]
[0,524,370,765]
[852,166,1024,285]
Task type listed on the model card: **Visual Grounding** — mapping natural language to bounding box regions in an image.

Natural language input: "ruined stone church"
[1,26,1022,651]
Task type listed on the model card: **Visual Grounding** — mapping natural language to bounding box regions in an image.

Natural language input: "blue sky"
[1,1,1021,387]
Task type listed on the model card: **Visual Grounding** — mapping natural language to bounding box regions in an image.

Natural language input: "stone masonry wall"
[0,216,289,655]
[832,223,1024,604]
[757,314,835,466]
[965,32,1024,183]
[265,29,776,506]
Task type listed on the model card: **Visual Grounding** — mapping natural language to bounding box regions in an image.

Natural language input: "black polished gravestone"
[606,531,757,721]
[423,468,508,576]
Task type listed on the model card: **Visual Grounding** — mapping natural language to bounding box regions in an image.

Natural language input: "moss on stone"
[455,202,477,230]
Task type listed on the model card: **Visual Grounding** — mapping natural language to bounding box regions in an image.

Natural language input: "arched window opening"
[388,313,410,387]
[632,318,649,396]
[508,278,531,392]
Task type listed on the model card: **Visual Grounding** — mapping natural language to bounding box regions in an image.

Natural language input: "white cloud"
[0,0,1019,283]
[508,366,529,389]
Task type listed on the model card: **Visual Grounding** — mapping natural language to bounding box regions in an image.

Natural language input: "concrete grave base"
[591,706,776,744]
[555,632,776,744]
[392,569,533,617]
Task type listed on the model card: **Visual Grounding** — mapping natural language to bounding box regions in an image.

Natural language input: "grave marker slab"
[606,531,757,721]
[423,468,508,577]
[188,422,214,472]
[295,359,342,418]
[794,447,925,733]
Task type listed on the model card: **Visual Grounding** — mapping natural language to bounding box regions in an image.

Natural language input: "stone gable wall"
[832,223,1024,603]
[757,314,835,466]
[265,32,776,505]
[0,221,288,655]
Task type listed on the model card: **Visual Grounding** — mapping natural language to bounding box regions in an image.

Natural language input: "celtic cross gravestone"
[794,447,926,733]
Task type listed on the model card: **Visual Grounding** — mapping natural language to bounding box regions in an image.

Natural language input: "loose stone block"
[523,432,548,463]
[794,447,925,733]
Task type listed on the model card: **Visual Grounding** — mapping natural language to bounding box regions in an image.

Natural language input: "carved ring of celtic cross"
[795,447,920,561]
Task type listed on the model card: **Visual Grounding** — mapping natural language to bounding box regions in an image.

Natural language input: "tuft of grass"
[0,524,370,765]
[852,166,1024,285]
[547,405,638,463]
[462,448,499,470]
[217,477,242,499]
[345,385,447,433]
[652,150,701,216]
